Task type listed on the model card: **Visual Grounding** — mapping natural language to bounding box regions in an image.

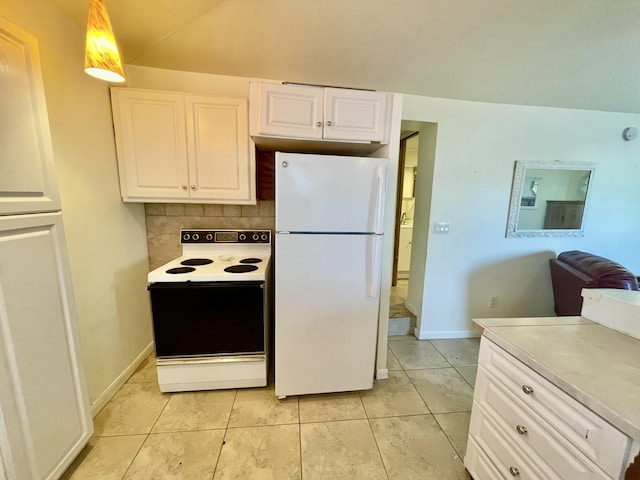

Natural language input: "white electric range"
[147,229,272,392]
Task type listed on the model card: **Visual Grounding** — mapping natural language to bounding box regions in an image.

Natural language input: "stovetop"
[148,230,271,283]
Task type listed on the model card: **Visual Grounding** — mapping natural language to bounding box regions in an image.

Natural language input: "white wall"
[406,124,437,317]
[403,95,640,339]
[1,0,153,410]
[124,64,261,96]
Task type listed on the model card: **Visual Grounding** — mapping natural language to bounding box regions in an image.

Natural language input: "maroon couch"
[549,251,639,316]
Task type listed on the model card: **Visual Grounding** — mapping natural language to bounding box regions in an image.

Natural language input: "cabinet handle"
[326,120,332,127]
[509,466,520,477]
[181,184,187,190]
[316,121,322,127]
[522,385,534,395]
[282,161,288,168]
[190,185,196,190]
[516,425,528,435]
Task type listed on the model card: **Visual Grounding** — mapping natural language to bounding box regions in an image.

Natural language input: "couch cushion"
[557,251,639,290]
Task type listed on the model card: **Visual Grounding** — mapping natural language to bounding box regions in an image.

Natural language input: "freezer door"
[275,233,382,397]
[276,152,388,234]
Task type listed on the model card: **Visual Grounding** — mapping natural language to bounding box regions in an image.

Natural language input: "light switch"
[433,222,449,234]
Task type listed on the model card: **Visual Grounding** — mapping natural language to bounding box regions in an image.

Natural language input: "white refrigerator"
[275,152,388,398]
[0,18,92,480]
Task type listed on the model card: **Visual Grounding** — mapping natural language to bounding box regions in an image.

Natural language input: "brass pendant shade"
[84,0,125,83]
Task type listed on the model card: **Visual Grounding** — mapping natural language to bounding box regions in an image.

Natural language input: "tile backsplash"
[145,201,275,269]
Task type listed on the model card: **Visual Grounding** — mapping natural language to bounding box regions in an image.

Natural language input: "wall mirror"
[506,161,596,238]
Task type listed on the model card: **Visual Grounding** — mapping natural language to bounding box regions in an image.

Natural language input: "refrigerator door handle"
[373,165,387,235]
[367,235,383,298]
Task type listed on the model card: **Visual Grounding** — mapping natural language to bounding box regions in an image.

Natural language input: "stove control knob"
[205,233,213,241]
[183,233,190,241]
[193,233,200,241]
[261,234,268,241]
[239,233,247,241]
[252,234,259,241]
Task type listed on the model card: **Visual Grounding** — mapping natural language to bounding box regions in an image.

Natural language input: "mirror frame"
[506,160,596,238]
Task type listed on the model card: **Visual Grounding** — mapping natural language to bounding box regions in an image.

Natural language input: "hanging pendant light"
[84,0,125,83]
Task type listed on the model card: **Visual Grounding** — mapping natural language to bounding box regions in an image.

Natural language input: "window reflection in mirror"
[506,161,595,238]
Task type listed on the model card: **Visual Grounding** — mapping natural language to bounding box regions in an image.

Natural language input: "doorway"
[389,130,419,336]
[388,120,437,339]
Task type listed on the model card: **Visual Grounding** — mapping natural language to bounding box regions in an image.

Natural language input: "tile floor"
[63,337,479,480]
[389,280,417,335]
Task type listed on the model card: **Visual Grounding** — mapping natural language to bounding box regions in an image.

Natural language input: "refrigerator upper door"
[276,152,388,234]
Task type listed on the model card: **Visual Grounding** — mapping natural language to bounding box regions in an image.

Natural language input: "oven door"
[149,281,265,358]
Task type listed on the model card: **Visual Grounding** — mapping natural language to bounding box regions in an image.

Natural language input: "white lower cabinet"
[465,338,630,479]
[465,437,507,479]
[111,88,256,204]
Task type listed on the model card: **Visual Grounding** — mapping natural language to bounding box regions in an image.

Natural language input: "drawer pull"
[516,425,528,435]
[509,466,520,477]
[522,385,534,395]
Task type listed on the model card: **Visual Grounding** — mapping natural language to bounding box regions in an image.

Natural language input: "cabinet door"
[397,227,412,272]
[324,88,389,142]
[185,96,255,203]
[543,201,585,229]
[0,213,92,480]
[111,89,189,200]
[255,83,323,139]
[0,19,60,215]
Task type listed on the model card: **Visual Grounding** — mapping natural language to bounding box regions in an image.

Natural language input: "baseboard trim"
[376,368,389,380]
[90,342,155,417]
[413,328,480,340]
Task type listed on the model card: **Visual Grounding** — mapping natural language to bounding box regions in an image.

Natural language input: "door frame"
[392,132,418,285]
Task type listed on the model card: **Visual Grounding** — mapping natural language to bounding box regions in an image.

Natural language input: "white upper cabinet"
[254,83,324,139]
[111,88,256,204]
[250,82,391,147]
[323,87,389,142]
[0,18,60,215]
[185,95,253,202]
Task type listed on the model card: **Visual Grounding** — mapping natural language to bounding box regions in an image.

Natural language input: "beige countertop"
[473,317,640,440]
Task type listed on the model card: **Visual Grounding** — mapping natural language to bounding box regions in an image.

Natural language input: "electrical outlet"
[489,296,499,308]
[433,222,450,234]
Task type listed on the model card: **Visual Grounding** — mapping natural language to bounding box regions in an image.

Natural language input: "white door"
[256,83,323,139]
[275,233,382,397]
[111,89,190,200]
[0,19,60,215]
[275,153,388,233]
[185,95,254,202]
[397,227,413,275]
[323,88,389,142]
[0,213,92,480]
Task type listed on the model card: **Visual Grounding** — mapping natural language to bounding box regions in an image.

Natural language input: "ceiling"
[49,0,640,113]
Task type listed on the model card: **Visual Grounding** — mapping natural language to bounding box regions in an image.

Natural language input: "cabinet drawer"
[469,403,554,479]
[479,339,628,477]
[465,436,506,480]
[464,438,506,480]
[475,367,610,479]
